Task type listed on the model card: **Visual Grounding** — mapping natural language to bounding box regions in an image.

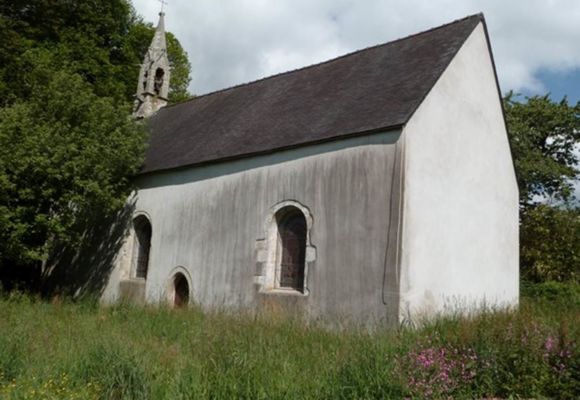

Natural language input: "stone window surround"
[255,200,317,296]
[119,210,154,282]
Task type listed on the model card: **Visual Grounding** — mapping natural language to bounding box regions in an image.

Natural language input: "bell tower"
[134,12,171,119]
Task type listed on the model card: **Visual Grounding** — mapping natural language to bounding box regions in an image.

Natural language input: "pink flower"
[544,335,555,352]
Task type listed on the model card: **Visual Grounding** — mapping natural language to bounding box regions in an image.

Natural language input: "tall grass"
[0,283,578,399]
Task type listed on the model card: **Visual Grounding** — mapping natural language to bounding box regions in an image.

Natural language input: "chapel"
[102,12,519,326]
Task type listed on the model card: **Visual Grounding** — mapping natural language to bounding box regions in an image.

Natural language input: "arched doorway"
[173,273,190,308]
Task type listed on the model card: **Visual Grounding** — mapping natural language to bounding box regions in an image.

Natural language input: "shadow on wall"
[41,201,135,300]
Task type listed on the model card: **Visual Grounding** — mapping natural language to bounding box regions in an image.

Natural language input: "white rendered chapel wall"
[399,23,519,323]
[102,130,403,325]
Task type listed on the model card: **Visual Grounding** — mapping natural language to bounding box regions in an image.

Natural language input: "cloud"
[133,0,580,96]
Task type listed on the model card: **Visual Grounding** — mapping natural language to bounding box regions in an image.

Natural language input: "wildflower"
[544,335,555,353]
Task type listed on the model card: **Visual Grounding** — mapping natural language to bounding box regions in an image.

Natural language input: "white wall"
[400,23,519,322]
[102,130,404,325]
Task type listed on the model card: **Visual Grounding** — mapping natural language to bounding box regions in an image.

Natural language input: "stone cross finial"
[158,0,168,13]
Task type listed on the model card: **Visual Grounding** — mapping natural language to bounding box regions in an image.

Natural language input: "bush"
[520,205,580,283]
[521,281,580,306]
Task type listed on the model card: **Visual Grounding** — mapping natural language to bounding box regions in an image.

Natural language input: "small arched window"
[276,207,307,292]
[173,273,190,308]
[132,215,152,279]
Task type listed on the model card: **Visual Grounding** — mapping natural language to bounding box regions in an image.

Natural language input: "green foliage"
[0,1,192,276]
[0,53,147,268]
[0,0,192,105]
[74,344,149,399]
[166,32,193,103]
[520,205,580,283]
[504,94,579,284]
[504,93,579,207]
[0,289,577,399]
[521,280,580,306]
[0,0,135,103]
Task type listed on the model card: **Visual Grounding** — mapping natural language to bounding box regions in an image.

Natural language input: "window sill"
[262,288,309,297]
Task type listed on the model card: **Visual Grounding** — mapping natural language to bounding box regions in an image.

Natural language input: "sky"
[133,0,580,103]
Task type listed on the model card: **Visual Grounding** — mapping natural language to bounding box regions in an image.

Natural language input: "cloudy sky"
[133,0,580,103]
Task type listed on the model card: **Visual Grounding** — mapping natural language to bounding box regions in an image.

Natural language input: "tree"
[520,205,579,283]
[0,1,192,289]
[0,0,192,106]
[504,93,579,208]
[0,55,147,275]
[504,94,579,283]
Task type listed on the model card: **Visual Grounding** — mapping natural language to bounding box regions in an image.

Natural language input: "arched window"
[165,267,192,308]
[276,207,307,292]
[132,215,152,279]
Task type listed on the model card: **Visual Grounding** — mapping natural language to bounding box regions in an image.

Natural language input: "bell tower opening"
[154,68,165,95]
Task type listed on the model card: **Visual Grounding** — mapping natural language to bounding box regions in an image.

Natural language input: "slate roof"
[142,14,484,173]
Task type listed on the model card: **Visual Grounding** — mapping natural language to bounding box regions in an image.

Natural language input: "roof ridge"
[160,13,484,112]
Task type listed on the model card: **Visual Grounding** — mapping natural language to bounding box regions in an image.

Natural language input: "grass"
[0,282,578,399]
